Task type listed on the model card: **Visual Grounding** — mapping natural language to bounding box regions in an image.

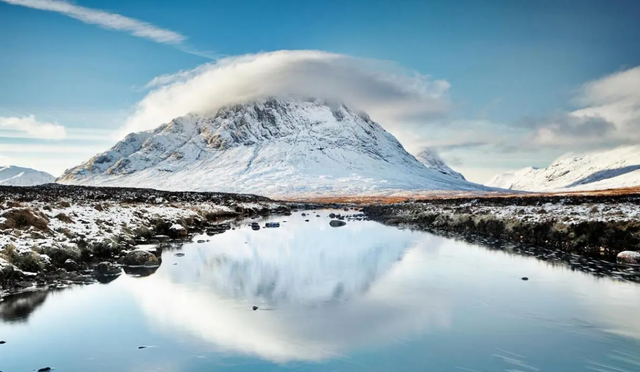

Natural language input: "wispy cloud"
[525,66,640,149]
[0,115,67,140]
[1,0,186,44]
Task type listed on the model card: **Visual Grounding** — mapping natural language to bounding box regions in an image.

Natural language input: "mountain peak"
[485,145,640,192]
[59,98,485,196]
[0,165,55,186]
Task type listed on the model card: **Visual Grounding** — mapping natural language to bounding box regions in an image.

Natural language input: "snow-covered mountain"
[0,165,55,186]
[58,98,486,196]
[415,148,465,180]
[486,146,640,192]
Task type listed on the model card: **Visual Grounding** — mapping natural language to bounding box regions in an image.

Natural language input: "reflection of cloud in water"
[579,280,640,340]
[130,226,451,362]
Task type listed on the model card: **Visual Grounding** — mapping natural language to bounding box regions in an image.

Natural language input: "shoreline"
[362,193,640,281]
[3,184,640,298]
[0,184,328,299]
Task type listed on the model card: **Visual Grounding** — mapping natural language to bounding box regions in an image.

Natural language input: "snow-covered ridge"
[0,165,55,186]
[486,145,640,192]
[59,98,487,196]
[415,148,465,180]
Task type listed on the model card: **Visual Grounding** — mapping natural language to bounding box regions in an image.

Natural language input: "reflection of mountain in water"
[164,221,416,306]
[200,242,406,305]
[0,291,51,323]
[130,226,451,362]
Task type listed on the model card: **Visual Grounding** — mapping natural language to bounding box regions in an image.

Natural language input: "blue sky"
[1,0,639,182]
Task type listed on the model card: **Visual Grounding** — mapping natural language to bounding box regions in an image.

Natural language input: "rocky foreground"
[363,192,640,281]
[0,184,318,298]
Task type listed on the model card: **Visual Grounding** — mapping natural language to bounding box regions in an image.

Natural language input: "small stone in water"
[305,219,309,222]
[252,306,259,311]
[38,368,52,372]
[0,340,5,344]
[138,346,148,349]
[521,277,529,281]
[175,253,185,257]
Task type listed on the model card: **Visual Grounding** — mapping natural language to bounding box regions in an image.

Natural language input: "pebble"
[252,306,259,311]
[0,341,5,344]
[138,346,148,349]
[521,277,529,281]
[37,368,52,372]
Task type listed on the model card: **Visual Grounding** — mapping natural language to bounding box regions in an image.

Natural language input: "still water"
[2,210,640,372]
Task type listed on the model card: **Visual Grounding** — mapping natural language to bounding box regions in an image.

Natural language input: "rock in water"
[123,250,159,266]
[0,340,5,344]
[168,224,188,238]
[37,368,52,372]
[95,262,121,276]
[329,213,336,218]
[265,222,280,228]
[617,251,640,265]
[252,306,259,311]
[521,277,529,281]
[175,253,185,257]
[329,220,347,227]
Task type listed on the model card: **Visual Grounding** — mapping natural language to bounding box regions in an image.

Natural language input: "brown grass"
[1,244,44,272]
[286,186,640,205]
[1,209,49,231]
[54,213,73,224]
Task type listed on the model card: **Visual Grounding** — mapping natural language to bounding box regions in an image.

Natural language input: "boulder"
[168,224,188,238]
[95,261,121,276]
[64,259,79,271]
[617,251,640,265]
[123,250,159,267]
[329,220,347,227]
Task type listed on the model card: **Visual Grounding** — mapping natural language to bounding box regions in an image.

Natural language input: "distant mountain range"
[58,98,487,196]
[486,146,640,192]
[0,165,55,186]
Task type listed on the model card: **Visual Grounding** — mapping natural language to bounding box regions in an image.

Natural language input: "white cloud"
[0,115,67,140]
[529,66,640,148]
[120,50,452,137]
[1,0,185,44]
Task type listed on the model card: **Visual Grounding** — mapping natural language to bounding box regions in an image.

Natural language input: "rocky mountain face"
[0,166,55,186]
[59,98,486,196]
[486,145,640,192]
[415,148,465,180]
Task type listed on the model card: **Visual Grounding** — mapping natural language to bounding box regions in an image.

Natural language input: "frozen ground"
[364,193,640,267]
[0,184,296,298]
